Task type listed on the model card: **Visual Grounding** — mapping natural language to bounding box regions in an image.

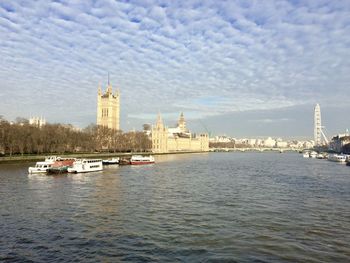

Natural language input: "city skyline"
[0,0,349,137]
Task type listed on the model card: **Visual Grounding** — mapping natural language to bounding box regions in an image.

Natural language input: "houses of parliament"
[97,81,209,153]
[96,80,120,130]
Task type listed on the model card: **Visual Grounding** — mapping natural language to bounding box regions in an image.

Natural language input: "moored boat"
[309,151,317,158]
[316,153,327,159]
[47,166,70,174]
[46,158,76,175]
[28,156,60,173]
[67,159,103,173]
[328,154,347,163]
[28,162,53,173]
[302,151,310,158]
[130,155,155,165]
[119,158,131,165]
[102,157,120,165]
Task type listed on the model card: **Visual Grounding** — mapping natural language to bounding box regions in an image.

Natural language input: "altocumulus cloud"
[0,0,349,130]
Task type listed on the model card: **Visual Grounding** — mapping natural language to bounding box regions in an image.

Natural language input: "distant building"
[255,139,262,147]
[210,135,232,143]
[276,141,288,148]
[151,113,209,153]
[247,139,256,147]
[263,137,276,148]
[329,134,350,153]
[303,141,314,149]
[29,117,46,127]
[97,80,120,130]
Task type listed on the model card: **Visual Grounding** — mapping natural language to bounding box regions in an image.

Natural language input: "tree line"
[0,116,151,156]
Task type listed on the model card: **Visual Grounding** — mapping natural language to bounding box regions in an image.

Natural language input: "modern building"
[97,81,120,130]
[151,113,209,153]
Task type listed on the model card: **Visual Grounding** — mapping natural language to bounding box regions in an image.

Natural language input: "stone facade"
[97,83,120,130]
[29,117,46,128]
[151,113,209,153]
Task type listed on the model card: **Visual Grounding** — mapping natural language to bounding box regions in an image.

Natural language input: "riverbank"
[0,151,209,164]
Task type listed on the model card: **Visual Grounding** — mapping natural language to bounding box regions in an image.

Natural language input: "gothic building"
[151,112,209,153]
[96,81,120,130]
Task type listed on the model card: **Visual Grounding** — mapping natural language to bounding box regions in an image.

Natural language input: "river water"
[0,152,349,262]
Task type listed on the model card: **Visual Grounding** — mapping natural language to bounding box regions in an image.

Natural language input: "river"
[0,152,349,262]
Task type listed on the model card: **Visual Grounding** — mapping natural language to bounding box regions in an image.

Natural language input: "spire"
[157,112,163,125]
[178,112,185,123]
[106,73,112,94]
[180,112,184,120]
[98,82,102,95]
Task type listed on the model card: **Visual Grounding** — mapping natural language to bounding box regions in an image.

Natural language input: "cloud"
[249,118,291,124]
[0,0,349,134]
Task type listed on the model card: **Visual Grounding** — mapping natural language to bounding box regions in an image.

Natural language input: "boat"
[102,157,120,165]
[130,155,155,165]
[28,162,53,173]
[309,151,317,158]
[67,159,103,173]
[119,157,131,165]
[302,151,310,158]
[44,156,61,162]
[327,154,347,163]
[28,156,60,173]
[46,158,76,175]
[346,161,350,166]
[47,166,70,174]
[316,153,326,159]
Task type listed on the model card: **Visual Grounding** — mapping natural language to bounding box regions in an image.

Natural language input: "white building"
[303,141,314,149]
[263,137,276,148]
[29,117,46,128]
[247,139,256,147]
[210,135,232,143]
[276,141,288,148]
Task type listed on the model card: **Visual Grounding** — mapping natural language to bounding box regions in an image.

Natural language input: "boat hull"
[130,155,155,165]
[47,166,69,174]
[28,168,48,174]
[119,159,131,165]
[102,161,119,165]
[130,161,155,165]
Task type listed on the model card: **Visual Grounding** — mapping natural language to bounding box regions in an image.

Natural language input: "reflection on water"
[1,153,350,262]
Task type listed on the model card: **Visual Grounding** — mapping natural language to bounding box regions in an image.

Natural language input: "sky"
[0,0,349,139]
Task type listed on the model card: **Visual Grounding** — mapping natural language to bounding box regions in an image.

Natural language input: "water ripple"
[0,153,350,262]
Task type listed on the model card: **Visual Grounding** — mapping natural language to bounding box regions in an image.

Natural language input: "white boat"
[44,156,61,162]
[302,152,310,158]
[28,162,53,173]
[316,153,326,159]
[130,155,155,165]
[67,159,103,173]
[28,156,59,173]
[328,154,347,163]
[309,151,317,158]
[102,157,120,165]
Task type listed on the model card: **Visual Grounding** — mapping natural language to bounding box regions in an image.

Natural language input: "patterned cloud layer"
[0,0,349,132]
